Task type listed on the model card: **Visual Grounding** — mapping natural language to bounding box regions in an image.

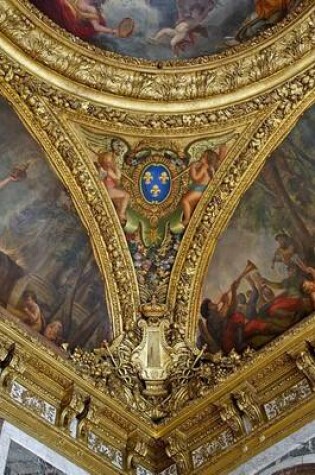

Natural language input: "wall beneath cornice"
[0,420,89,475]
[231,419,315,475]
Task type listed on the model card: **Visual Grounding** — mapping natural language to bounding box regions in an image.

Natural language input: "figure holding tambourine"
[66,0,135,38]
[31,0,135,41]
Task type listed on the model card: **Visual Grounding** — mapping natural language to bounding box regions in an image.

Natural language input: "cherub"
[44,320,64,346]
[149,1,216,55]
[181,145,227,227]
[69,0,118,35]
[98,139,130,224]
[12,290,45,333]
[302,277,315,311]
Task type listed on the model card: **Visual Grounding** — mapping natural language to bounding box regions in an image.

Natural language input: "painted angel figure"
[149,0,217,56]
[98,139,130,225]
[82,127,130,225]
[181,144,227,227]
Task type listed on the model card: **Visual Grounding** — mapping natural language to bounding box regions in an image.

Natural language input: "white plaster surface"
[0,419,314,475]
[0,421,89,475]
[230,419,315,475]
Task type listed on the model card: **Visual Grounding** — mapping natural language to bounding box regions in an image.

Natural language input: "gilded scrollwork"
[233,386,264,429]
[165,433,191,475]
[0,342,21,388]
[218,400,244,437]
[126,432,149,474]
[294,344,315,390]
[0,0,312,473]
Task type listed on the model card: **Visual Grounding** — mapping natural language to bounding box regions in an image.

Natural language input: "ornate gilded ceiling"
[0,0,313,474]
[29,0,302,61]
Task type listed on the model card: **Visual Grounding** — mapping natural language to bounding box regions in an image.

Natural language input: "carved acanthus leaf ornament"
[0,0,313,473]
[0,0,313,102]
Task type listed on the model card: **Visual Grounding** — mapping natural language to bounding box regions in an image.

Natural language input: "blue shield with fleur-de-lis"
[140,163,171,204]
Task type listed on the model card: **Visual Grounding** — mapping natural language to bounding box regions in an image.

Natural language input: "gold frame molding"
[0,0,313,473]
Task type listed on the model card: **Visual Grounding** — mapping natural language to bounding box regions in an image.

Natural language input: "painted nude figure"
[69,0,118,35]
[44,320,64,346]
[149,1,215,55]
[12,290,45,333]
[181,145,227,227]
[98,139,130,224]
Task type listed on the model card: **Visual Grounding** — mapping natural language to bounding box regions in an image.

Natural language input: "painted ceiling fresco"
[30,0,301,60]
[199,105,315,355]
[0,0,313,470]
[76,126,238,300]
[0,98,112,352]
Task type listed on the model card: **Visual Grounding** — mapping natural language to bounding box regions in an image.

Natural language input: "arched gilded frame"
[0,1,313,474]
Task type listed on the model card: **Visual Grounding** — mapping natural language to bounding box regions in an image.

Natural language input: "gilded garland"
[0,0,312,474]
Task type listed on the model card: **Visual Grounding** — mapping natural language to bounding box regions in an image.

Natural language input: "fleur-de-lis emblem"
[159,171,170,185]
[150,185,161,197]
[143,171,153,185]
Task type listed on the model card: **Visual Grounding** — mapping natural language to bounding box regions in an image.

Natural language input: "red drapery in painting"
[255,0,291,19]
[31,0,105,39]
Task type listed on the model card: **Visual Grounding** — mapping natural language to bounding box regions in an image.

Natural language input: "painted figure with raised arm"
[69,0,118,34]
[12,290,45,333]
[98,139,130,224]
[149,1,216,55]
[181,145,227,227]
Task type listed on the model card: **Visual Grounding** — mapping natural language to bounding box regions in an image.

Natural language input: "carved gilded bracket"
[0,0,312,473]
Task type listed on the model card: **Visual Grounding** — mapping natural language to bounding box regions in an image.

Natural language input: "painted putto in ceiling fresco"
[199,105,315,356]
[78,126,236,299]
[30,0,301,60]
[0,98,112,352]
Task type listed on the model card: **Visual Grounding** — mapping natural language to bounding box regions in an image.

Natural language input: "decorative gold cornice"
[0,311,315,474]
[0,2,313,473]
